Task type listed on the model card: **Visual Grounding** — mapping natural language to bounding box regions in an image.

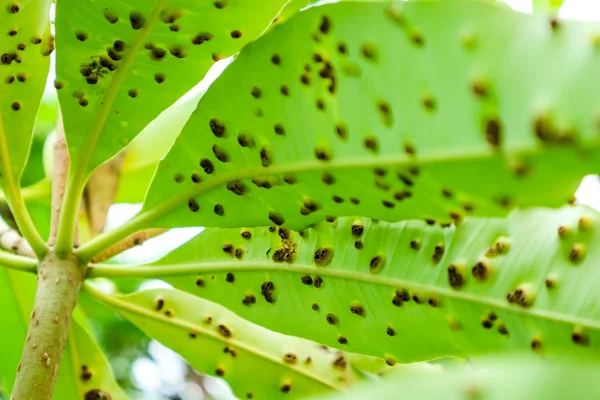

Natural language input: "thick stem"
[12,252,83,400]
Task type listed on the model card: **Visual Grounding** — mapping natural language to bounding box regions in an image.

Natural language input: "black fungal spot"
[481,319,493,329]
[572,331,590,346]
[11,102,21,111]
[75,31,88,41]
[17,43,25,51]
[200,158,214,174]
[196,278,204,287]
[432,245,444,264]
[544,278,555,289]
[311,303,320,311]
[191,173,202,184]
[192,32,213,45]
[314,248,333,266]
[337,336,348,345]
[410,239,420,251]
[271,53,281,65]
[448,265,465,289]
[103,10,118,24]
[394,190,412,201]
[173,173,184,183]
[506,287,534,308]
[568,243,585,263]
[231,30,243,39]
[150,47,167,61]
[486,117,502,148]
[128,89,138,98]
[319,15,331,34]
[154,297,165,311]
[222,243,233,255]
[531,338,542,350]
[188,199,199,212]
[212,145,229,163]
[169,45,186,59]
[268,212,285,226]
[301,275,313,285]
[130,11,145,30]
[226,273,234,283]
[227,180,248,196]
[84,390,112,400]
[350,304,365,316]
[242,294,256,306]
[215,367,225,376]
[369,255,385,273]
[472,260,490,281]
[209,118,226,138]
[381,200,394,209]
[498,324,509,335]
[261,281,276,303]
[283,353,297,364]
[325,313,338,324]
[421,96,436,111]
[16,73,26,82]
[354,240,363,249]
[155,73,166,83]
[218,324,232,338]
[214,204,225,216]
[314,147,332,162]
[351,221,364,237]
[280,383,291,394]
[386,326,396,336]
[363,136,379,153]
[260,146,273,167]
[237,133,255,148]
[313,276,323,288]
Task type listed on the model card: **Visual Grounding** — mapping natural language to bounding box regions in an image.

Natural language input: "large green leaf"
[134,0,600,232]
[85,285,371,399]
[0,268,126,398]
[55,0,294,175]
[311,355,600,400]
[94,205,600,363]
[0,0,52,182]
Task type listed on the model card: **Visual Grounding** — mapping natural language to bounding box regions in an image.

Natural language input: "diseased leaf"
[55,0,295,174]
[311,355,600,400]
[139,1,600,231]
[101,206,600,363]
[54,316,129,400]
[87,286,369,399]
[0,0,53,182]
[0,269,126,398]
[0,268,35,394]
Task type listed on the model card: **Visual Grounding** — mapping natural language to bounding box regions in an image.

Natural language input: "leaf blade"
[121,205,600,362]
[86,285,369,399]
[137,0,600,232]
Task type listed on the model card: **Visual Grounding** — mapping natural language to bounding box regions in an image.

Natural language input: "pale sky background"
[85,1,600,398]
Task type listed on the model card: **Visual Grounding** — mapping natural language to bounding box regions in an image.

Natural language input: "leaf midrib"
[85,284,343,391]
[76,0,170,173]
[78,144,547,261]
[90,261,600,330]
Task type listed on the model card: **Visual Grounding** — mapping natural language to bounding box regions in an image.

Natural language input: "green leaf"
[138,0,600,231]
[101,205,600,363]
[55,0,296,175]
[0,268,35,394]
[115,90,203,204]
[86,285,370,399]
[310,355,600,400]
[54,315,129,400]
[533,0,565,12]
[0,268,126,398]
[0,0,52,182]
